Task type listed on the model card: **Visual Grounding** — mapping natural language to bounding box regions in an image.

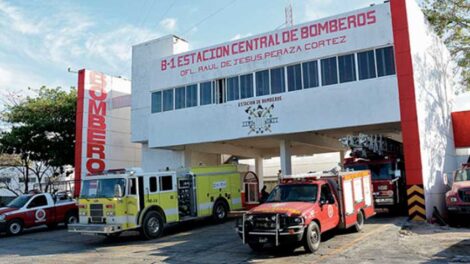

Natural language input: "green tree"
[422,0,470,92]
[0,87,77,192]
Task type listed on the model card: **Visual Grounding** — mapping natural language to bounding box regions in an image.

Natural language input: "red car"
[0,191,78,235]
[237,171,375,253]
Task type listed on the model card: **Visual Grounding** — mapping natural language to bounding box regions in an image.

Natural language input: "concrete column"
[183,150,192,168]
[255,157,264,191]
[280,140,292,177]
[339,151,345,170]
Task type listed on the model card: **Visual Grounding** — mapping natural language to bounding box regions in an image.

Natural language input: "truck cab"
[237,171,375,253]
[445,163,470,223]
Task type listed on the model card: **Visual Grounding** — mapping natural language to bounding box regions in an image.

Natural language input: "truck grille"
[90,204,104,223]
[459,189,470,203]
[252,214,278,231]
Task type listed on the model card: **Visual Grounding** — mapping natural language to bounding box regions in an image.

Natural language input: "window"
[129,178,136,195]
[186,84,197,107]
[338,54,356,83]
[149,177,157,192]
[240,73,254,99]
[160,176,173,191]
[227,76,240,101]
[376,47,396,77]
[214,79,226,104]
[162,89,174,111]
[200,81,212,105]
[320,184,335,204]
[287,64,302,91]
[151,91,162,113]
[28,195,47,208]
[270,67,285,94]
[302,60,319,88]
[256,70,270,96]
[321,57,338,86]
[175,86,185,109]
[357,50,376,80]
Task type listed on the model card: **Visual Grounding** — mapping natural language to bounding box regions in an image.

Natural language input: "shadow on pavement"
[426,239,470,264]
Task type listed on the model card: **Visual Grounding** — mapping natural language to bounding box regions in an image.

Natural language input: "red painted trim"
[390,0,423,185]
[74,69,86,198]
[452,110,470,148]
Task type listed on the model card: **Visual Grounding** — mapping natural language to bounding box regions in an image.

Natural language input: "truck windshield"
[80,178,126,199]
[266,184,318,203]
[7,195,32,208]
[346,163,394,180]
[455,169,470,182]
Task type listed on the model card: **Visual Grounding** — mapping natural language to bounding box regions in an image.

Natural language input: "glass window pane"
[227,76,240,101]
[338,54,356,83]
[240,74,253,99]
[200,81,212,105]
[162,89,174,111]
[376,47,396,77]
[270,67,285,94]
[302,61,319,89]
[256,70,270,96]
[175,86,185,109]
[358,50,376,80]
[186,84,197,107]
[321,57,338,86]
[151,91,162,113]
[160,176,173,191]
[287,64,302,91]
[149,177,157,192]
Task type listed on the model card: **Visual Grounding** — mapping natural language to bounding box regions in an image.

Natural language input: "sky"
[0,0,392,98]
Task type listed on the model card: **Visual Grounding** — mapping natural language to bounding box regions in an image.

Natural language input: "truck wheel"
[212,200,228,223]
[7,220,23,236]
[65,211,78,227]
[141,211,164,240]
[303,221,321,253]
[248,242,264,252]
[353,210,365,232]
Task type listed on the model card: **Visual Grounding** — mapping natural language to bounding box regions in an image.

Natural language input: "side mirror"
[114,184,123,198]
[394,170,401,178]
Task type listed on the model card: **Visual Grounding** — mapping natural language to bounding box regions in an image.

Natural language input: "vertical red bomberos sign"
[74,69,141,197]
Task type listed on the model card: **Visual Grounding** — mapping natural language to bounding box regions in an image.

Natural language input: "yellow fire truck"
[68,165,242,239]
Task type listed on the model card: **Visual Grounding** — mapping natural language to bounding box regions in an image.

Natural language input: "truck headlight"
[245,215,253,221]
[450,197,458,203]
[0,215,5,222]
[106,211,115,217]
[79,211,87,216]
[293,217,303,224]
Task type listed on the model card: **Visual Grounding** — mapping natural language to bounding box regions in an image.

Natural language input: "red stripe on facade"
[390,0,423,185]
[452,110,470,148]
[74,69,86,197]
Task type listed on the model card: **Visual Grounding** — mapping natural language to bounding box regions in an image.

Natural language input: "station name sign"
[160,10,377,74]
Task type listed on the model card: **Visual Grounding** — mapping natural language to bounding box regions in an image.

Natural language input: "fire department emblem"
[242,104,278,135]
[35,209,46,222]
[327,205,334,218]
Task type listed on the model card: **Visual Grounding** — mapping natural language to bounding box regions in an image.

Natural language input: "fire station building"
[130,0,468,220]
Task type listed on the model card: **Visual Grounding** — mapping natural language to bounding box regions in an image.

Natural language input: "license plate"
[259,237,268,243]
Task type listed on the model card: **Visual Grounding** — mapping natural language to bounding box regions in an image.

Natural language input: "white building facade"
[130,0,462,220]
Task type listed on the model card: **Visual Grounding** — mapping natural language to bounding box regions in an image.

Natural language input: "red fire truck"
[0,191,78,236]
[445,163,470,225]
[341,134,406,213]
[236,170,375,253]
